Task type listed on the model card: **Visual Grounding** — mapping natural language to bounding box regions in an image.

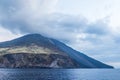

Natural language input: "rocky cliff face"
[0,53,80,68]
[0,34,113,68]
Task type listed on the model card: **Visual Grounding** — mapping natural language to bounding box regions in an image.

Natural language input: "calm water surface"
[0,69,119,80]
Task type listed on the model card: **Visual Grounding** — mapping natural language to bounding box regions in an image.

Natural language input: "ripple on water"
[0,69,119,80]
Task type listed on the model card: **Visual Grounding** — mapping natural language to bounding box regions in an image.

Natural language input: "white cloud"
[107,62,120,68]
[0,26,21,42]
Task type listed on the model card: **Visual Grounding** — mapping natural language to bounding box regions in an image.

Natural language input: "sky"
[0,0,120,68]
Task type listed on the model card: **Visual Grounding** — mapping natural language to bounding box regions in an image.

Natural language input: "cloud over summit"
[0,0,110,37]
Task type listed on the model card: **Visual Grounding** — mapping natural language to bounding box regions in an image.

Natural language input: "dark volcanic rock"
[0,53,80,68]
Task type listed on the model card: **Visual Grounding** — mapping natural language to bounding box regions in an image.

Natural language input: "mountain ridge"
[0,34,113,68]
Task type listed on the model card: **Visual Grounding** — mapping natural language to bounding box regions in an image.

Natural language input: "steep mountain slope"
[0,34,113,68]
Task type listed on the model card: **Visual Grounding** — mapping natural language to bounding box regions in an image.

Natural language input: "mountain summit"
[0,34,113,68]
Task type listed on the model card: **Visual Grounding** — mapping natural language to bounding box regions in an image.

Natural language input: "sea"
[0,69,119,80]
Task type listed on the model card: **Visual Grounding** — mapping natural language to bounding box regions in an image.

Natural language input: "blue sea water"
[0,69,119,80]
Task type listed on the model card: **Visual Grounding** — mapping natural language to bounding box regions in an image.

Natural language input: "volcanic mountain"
[0,34,113,68]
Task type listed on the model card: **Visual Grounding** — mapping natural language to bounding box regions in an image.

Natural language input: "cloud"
[0,0,59,30]
[0,26,21,42]
[113,35,120,44]
[0,0,109,39]
[85,20,110,35]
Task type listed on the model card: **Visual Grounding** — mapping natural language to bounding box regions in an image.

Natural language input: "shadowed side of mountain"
[51,39,113,68]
